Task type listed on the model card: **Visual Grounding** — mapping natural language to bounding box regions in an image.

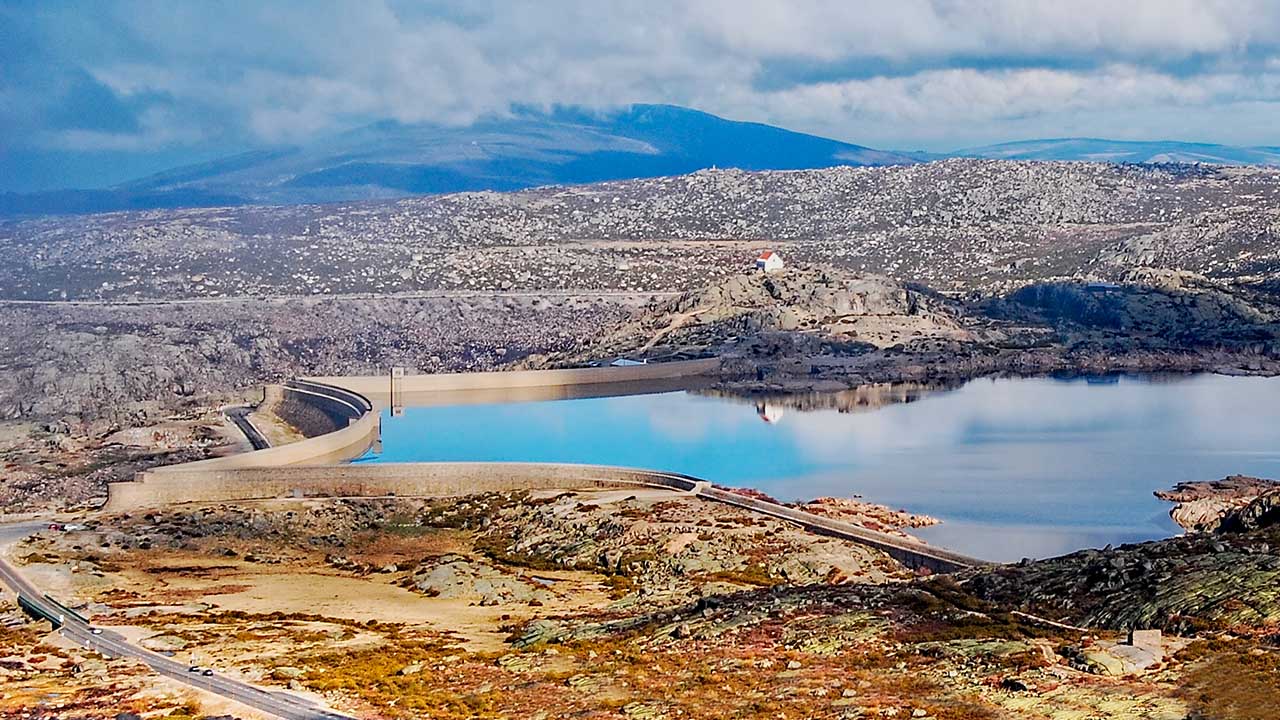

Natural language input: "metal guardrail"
[697,486,984,572]
[17,595,61,628]
[42,593,90,624]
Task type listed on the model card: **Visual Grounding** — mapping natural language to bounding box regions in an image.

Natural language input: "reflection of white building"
[756,401,785,424]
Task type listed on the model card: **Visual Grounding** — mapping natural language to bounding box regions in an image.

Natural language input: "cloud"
[5,0,1280,189]
[746,64,1280,127]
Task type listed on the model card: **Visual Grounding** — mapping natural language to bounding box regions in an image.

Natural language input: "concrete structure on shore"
[105,357,984,573]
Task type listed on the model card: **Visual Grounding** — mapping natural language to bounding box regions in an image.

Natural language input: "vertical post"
[391,366,405,416]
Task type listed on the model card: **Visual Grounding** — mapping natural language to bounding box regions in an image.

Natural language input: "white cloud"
[15,0,1280,153]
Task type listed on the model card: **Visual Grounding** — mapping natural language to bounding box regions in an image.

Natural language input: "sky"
[4,0,1280,191]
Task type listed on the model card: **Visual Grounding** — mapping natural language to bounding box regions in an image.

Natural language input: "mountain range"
[2,104,1277,216]
[957,138,1280,165]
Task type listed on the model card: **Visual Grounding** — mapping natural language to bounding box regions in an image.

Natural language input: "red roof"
[757,250,775,260]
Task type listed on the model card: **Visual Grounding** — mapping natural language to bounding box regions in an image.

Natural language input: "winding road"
[0,521,356,720]
[225,405,271,450]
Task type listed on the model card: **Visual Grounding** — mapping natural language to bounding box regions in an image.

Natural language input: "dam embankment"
[308,357,722,409]
[109,359,723,502]
[104,357,982,572]
[107,462,697,510]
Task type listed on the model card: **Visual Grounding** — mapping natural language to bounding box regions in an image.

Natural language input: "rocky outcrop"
[796,497,939,535]
[1233,489,1280,532]
[1001,270,1278,342]
[551,267,969,364]
[545,264,1280,395]
[1155,475,1280,534]
[408,554,554,606]
[963,527,1280,633]
[1155,475,1280,533]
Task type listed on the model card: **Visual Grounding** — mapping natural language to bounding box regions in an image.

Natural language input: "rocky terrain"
[0,293,631,423]
[5,160,1280,516]
[1156,476,1280,533]
[964,524,1280,635]
[0,294,631,512]
[543,265,1280,392]
[3,160,1280,717]
[3,161,1280,302]
[5,489,1278,719]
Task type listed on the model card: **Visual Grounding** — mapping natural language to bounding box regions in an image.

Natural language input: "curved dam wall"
[272,380,371,437]
[103,358,981,572]
[136,380,380,476]
[107,360,721,507]
[309,357,722,409]
[106,462,699,511]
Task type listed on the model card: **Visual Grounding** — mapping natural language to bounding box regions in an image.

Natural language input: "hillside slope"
[1,105,914,215]
[959,138,1280,166]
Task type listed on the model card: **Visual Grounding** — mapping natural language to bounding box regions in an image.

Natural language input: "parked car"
[187,666,201,673]
[202,668,214,676]
[89,627,103,635]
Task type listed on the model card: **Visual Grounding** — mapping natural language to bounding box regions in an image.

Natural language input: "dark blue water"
[359,374,1280,561]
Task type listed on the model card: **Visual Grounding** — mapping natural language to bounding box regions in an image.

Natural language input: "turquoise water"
[359,374,1280,561]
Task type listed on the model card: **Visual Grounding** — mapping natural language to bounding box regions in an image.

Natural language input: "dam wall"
[105,462,698,511]
[308,357,722,407]
[103,358,983,571]
[129,381,381,478]
[107,361,720,508]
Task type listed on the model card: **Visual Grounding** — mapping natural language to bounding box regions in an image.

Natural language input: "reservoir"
[359,374,1280,561]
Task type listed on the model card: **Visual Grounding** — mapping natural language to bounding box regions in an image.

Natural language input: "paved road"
[225,405,271,450]
[0,524,355,720]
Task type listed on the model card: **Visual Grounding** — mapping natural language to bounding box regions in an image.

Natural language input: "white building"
[755,250,784,273]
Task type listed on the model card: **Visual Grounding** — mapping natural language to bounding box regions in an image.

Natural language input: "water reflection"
[755,401,784,424]
[363,374,1280,561]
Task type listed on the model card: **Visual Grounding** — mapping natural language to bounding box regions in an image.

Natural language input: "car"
[201,668,214,676]
[89,627,103,635]
[47,523,63,531]
[187,666,201,673]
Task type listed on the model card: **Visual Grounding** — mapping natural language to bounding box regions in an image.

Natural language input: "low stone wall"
[104,462,698,512]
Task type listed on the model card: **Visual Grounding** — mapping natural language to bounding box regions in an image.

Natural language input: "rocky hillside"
[546,264,1280,390]
[4,160,1280,301]
[966,525,1280,634]
[553,267,969,363]
[1156,476,1280,533]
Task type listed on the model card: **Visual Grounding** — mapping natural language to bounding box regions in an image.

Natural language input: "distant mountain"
[956,138,1280,166]
[8,110,1278,218]
[1,105,916,216]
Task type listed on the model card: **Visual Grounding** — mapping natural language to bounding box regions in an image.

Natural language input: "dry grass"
[1177,639,1280,720]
